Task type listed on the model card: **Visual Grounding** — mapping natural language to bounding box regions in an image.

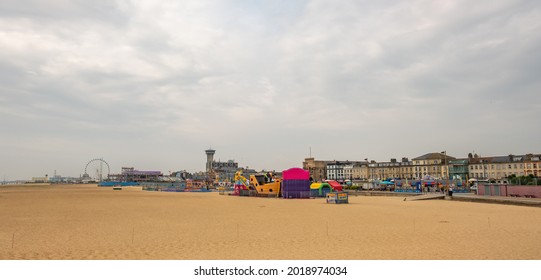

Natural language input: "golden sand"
[1,184,540,260]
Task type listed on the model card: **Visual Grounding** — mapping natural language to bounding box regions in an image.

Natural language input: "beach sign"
[326,192,349,204]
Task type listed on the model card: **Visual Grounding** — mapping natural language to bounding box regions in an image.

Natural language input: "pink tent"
[282,168,311,199]
[282,168,310,181]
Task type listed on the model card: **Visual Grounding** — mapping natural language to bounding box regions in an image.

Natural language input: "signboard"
[326,192,349,204]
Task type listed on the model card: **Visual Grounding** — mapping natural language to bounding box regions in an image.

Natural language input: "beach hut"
[282,168,311,198]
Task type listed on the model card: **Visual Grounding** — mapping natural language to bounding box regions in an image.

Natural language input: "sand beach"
[1,184,540,260]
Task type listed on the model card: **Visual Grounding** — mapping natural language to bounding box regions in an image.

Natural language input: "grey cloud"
[1,0,540,179]
[0,1,131,25]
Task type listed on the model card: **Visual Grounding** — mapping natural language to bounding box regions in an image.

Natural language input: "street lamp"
[441,151,446,180]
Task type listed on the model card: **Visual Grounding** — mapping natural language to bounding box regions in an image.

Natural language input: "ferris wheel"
[83,158,110,182]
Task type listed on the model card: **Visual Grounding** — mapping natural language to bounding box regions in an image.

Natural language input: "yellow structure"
[310,182,333,197]
[249,174,282,196]
[234,171,249,188]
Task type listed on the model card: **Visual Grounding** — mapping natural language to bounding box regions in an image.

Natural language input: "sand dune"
[1,184,540,260]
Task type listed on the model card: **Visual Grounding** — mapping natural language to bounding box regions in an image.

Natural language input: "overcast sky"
[1,0,540,180]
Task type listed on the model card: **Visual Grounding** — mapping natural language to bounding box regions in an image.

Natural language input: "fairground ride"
[83,158,110,182]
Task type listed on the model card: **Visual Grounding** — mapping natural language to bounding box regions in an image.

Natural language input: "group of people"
[420,184,454,196]
[263,172,274,183]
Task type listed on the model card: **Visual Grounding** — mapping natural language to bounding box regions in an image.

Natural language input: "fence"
[478,184,541,198]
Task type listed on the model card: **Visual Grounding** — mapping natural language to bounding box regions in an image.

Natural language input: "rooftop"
[412,152,456,161]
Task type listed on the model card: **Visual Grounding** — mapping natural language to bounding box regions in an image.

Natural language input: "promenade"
[452,193,541,207]
[345,190,541,207]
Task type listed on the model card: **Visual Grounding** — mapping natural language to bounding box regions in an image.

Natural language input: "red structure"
[325,180,343,192]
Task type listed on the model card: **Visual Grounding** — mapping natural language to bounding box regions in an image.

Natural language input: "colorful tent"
[282,168,311,198]
[282,167,310,180]
[379,181,394,185]
[310,182,333,197]
[325,180,343,192]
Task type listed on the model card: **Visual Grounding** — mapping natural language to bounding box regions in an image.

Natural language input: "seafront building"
[303,152,541,183]
[211,160,239,181]
[205,149,240,182]
[26,150,539,185]
[369,158,413,180]
[302,157,329,182]
[326,160,362,181]
[31,176,49,183]
[448,159,469,180]
[525,154,541,177]
[352,162,370,180]
[411,153,455,180]
[108,167,163,182]
[467,153,540,180]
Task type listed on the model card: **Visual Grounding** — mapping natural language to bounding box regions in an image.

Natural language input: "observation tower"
[205,148,216,173]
